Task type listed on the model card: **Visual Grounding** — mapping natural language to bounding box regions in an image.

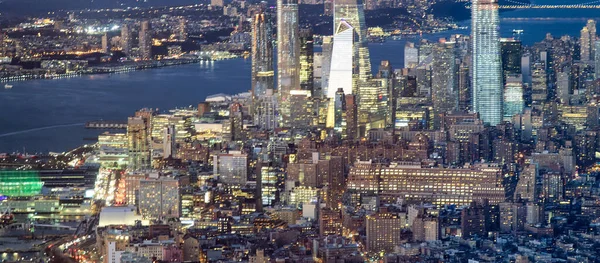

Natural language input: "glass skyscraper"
[326,20,355,128]
[471,0,503,125]
[251,12,274,113]
[277,0,300,126]
[334,0,375,128]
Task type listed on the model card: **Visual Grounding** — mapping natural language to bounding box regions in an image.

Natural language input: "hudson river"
[0,6,598,153]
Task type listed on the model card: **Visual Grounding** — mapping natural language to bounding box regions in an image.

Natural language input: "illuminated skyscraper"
[471,0,503,125]
[580,20,596,63]
[121,24,132,56]
[500,38,522,80]
[139,177,180,220]
[431,41,457,128]
[334,0,373,127]
[327,20,355,98]
[299,28,314,94]
[503,76,524,121]
[277,0,300,126]
[102,33,110,53]
[139,20,152,60]
[251,12,274,113]
[333,88,346,136]
[404,42,419,68]
[326,20,355,128]
[127,117,150,170]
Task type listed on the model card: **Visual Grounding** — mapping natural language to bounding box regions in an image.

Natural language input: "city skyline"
[1,1,600,263]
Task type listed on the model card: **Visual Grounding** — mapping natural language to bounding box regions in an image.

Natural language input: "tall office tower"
[214,151,248,186]
[521,54,532,86]
[345,94,358,140]
[177,17,187,41]
[377,61,393,126]
[327,21,355,98]
[503,76,524,121]
[531,62,547,105]
[229,102,244,141]
[335,0,373,128]
[471,0,503,125]
[127,117,150,170]
[596,40,600,79]
[326,20,355,128]
[120,24,132,56]
[500,38,522,80]
[139,20,152,60]
[255,90,278,130]
[139,177,180,220]
[321,36,333,97]
[163,125,176,158]
[277,0,300,126]
[102,33,110,53]
[580,20,596,63]
[404,42,419,68]
[557,70,572,104]
[458,61,471,111]
[333,88,346,136]
[299,29,315,94]
[431,41,457,128]
[251,12,274,114]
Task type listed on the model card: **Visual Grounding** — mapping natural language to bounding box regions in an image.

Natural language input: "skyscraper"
[500,38,522,80]
[127,117,150,170]
[163,125,176,158]
[471,0,503,125]
[334,0,373,128]
[251,12,274,114]
[580,20,596,63]
[120,24,132,56]
[328,20,355,99]
[102,33,110,53]
[503,76,524,121]
[431,41,458,128]
[139,20,152,60]
[277,0,300,126]
[299,28,314,94]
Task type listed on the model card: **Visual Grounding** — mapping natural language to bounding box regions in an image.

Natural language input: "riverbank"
[0,54,240,83]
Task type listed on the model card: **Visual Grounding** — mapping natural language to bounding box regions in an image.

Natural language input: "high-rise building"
[102,33,110,53]
[531,62,547,105]
[289,90,314,129]
[503,76,524,121]
[251,12,274,114]
[163,125,176,158]
[120,24,132,56]
[139,176,180,220]
[431,41,457,128]
[345,94,358,140]
[333,88,346,136]
[127,117,150,170]
[139,20,152,60]
[277,0,301,126]
[299,28,314,94]
[471,0,503,125]
[500,38,522,80]
[327,20,355,99]
[404,42,419,68]
[321,36,333,97]
[580,20,596,63]
[366,210,406,252]
[334,0,374,128]
[229,102,244,141]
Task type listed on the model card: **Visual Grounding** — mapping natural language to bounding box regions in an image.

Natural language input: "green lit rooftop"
[0,170,44,197]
